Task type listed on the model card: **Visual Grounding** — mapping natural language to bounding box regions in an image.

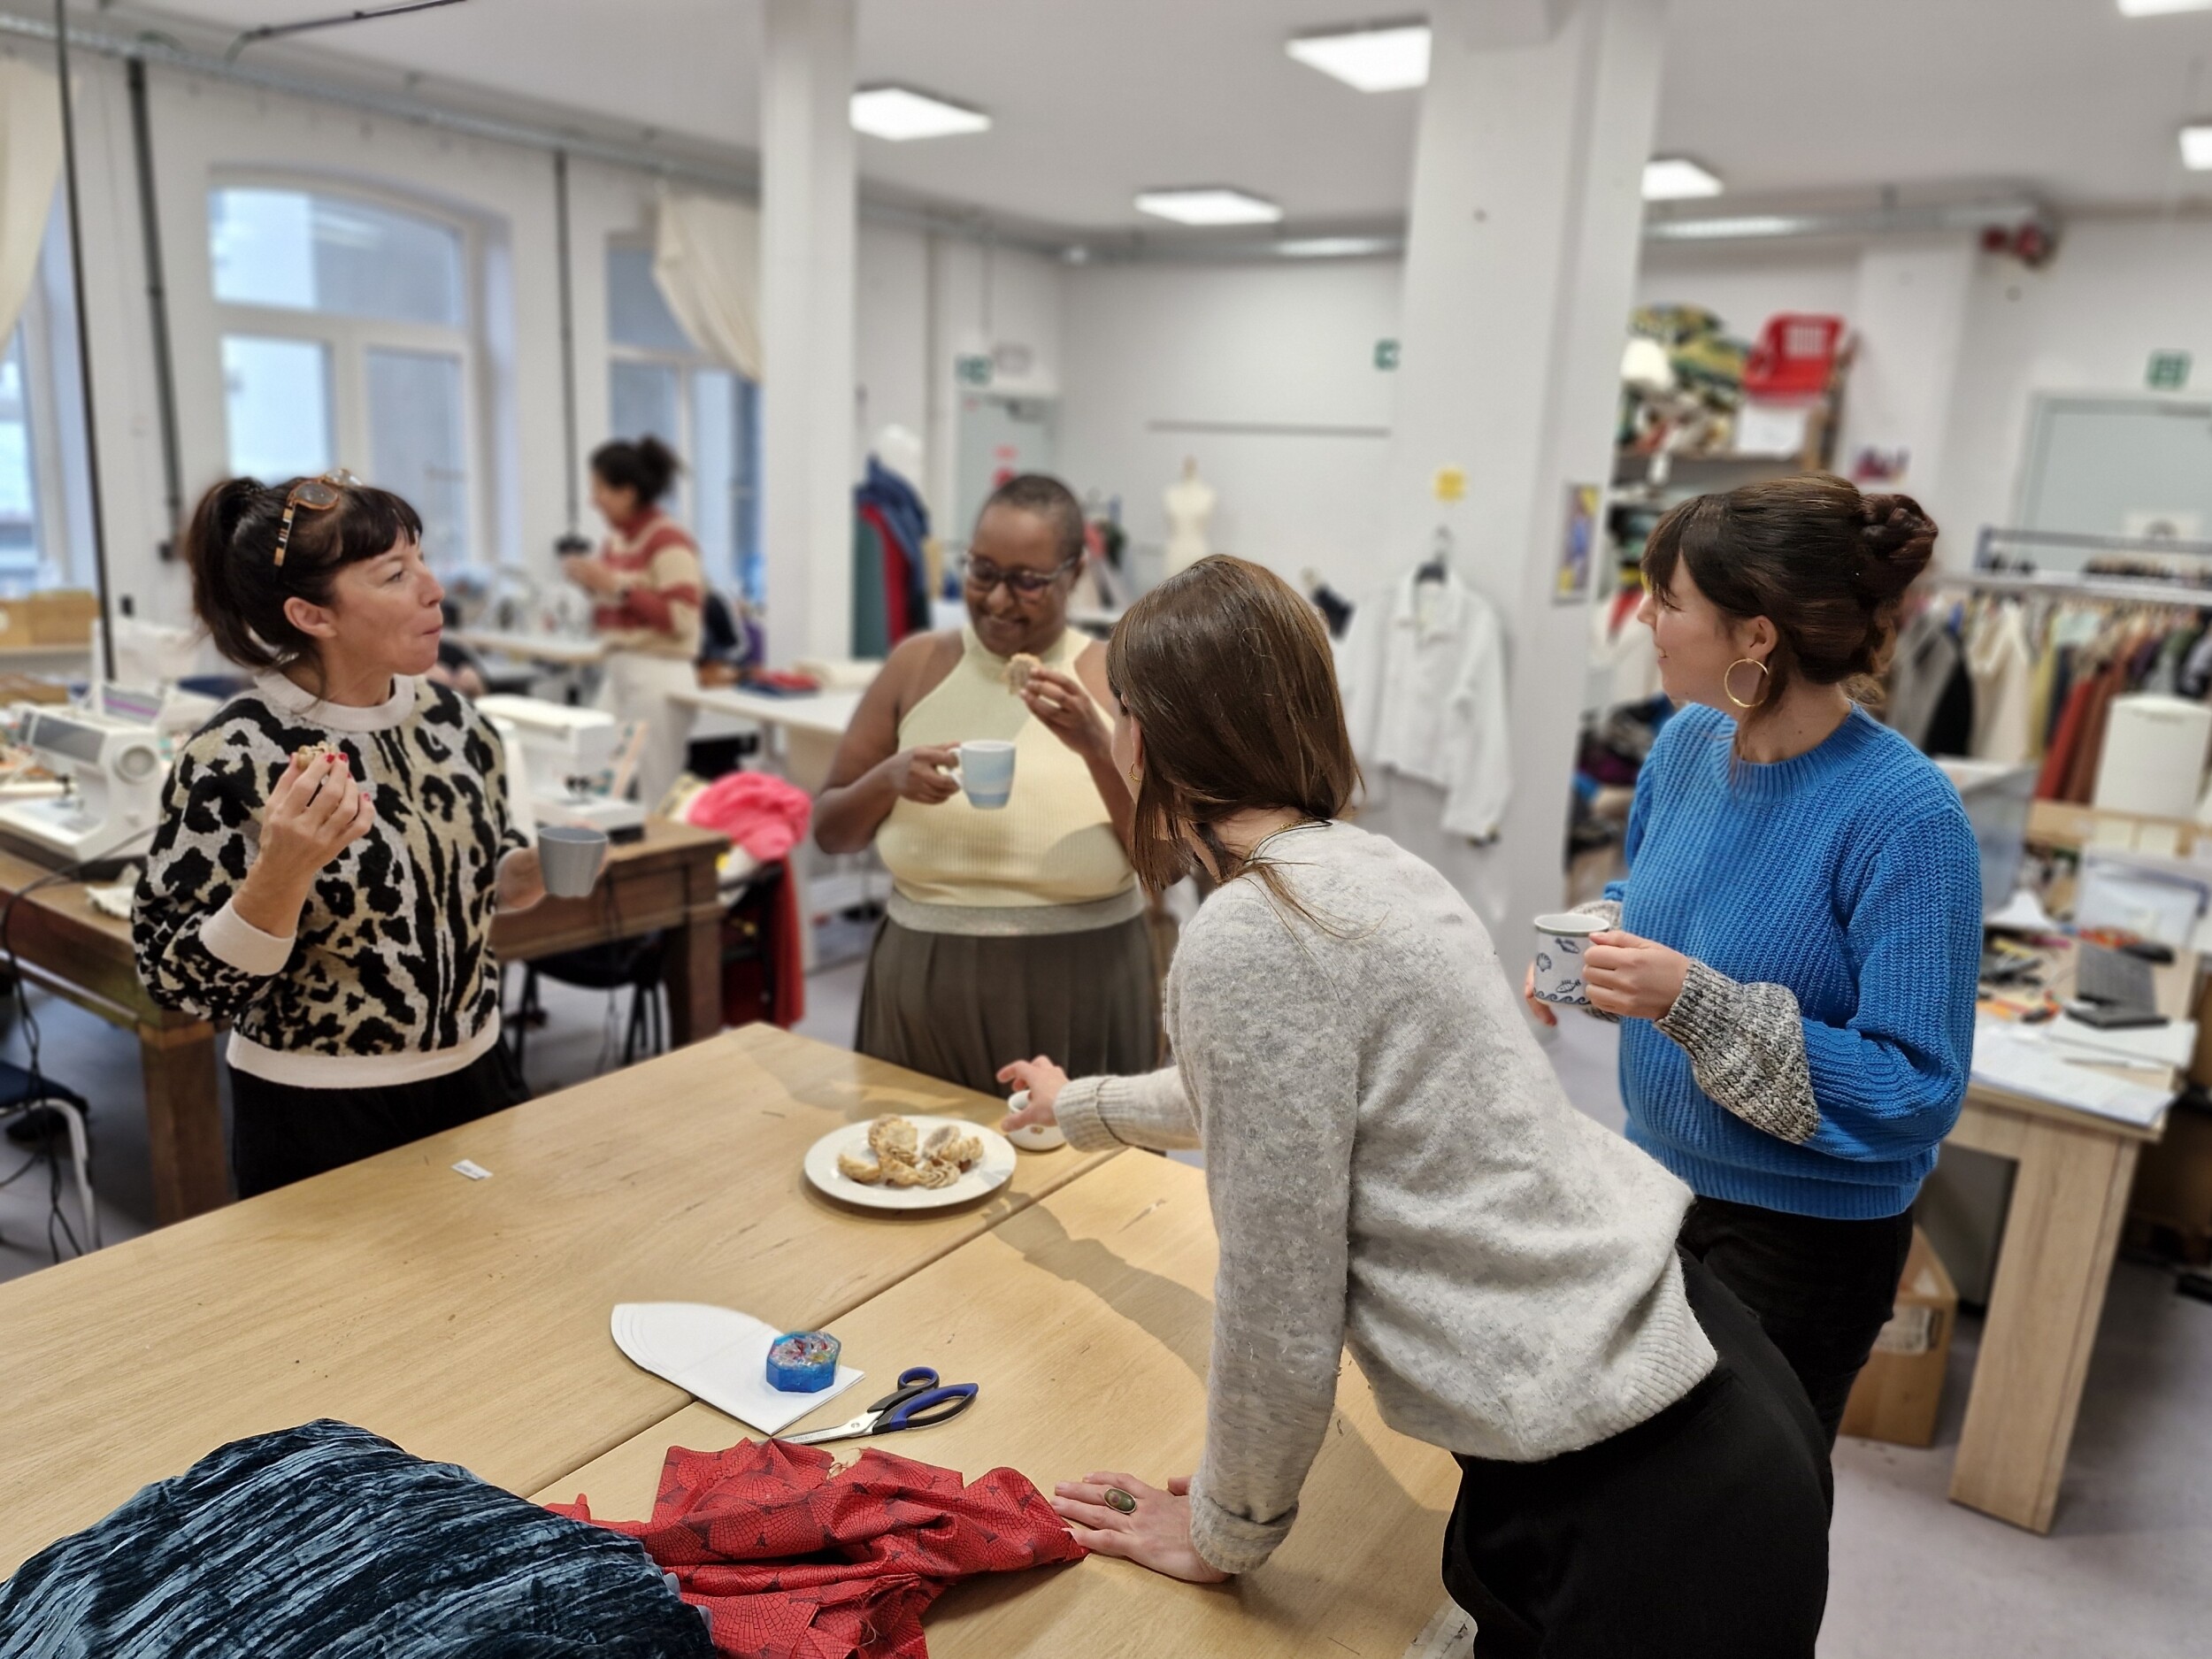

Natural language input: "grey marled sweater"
[1054,821,1716,1575]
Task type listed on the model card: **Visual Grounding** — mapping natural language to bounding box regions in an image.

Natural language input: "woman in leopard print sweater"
[134,474,555,1196]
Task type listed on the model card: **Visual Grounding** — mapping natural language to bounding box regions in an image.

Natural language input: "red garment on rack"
[549,1438,1085,1659]
[2035,677,2097,801]
[860,503,913,642]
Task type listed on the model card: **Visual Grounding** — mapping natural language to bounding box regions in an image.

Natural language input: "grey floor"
[5,956,2209,1651]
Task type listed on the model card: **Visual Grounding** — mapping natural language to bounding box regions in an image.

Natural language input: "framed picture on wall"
[1555,483,1601,603]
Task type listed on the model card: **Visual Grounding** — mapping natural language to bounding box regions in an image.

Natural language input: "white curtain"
[652,188,764,380]
[0,59,59,347]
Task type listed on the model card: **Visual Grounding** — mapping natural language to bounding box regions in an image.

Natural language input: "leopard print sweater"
[133,672,526,1088]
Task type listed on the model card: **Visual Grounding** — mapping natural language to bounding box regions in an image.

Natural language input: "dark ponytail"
[183,475,426,672]
[1641,472,1937,716]
[590,435,683,506]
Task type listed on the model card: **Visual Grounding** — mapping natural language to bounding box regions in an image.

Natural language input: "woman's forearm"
[813,759,899,854]
[230,858,314,940]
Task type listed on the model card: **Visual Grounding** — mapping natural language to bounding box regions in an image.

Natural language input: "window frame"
[209,173,495,574]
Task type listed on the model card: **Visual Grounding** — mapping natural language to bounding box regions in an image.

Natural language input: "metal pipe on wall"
[553,149,579,539]
[51,0,113,682]
[125,57,183,556]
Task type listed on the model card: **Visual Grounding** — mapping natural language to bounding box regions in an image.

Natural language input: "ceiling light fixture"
[2118,1,2212,18]
[1642,157,1724,200]
[2184,123,2212,169]
[1134,188,1285,227]
[1286,20,1432,91]
[849,86,990,142]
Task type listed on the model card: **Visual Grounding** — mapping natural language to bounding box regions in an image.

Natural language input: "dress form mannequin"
[872,423,925,487]
[1163,457,1216,576]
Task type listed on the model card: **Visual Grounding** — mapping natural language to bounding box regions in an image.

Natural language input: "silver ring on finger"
[1103,1486,1138,1514]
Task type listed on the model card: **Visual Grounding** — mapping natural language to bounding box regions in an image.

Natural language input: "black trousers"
[230,1042,531,1199]
[1443,1254,1831,1659]
[1678,1194,1916,1447]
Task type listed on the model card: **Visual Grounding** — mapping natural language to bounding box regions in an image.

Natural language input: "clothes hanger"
[1416,526,1453,586]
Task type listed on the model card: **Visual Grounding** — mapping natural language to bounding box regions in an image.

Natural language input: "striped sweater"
[594,508,704,659]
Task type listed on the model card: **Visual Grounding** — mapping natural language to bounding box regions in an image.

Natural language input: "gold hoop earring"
[1724,658,1771,710]
[1128,764,1142,786]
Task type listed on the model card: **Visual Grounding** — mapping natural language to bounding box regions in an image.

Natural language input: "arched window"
[210,184,481,571]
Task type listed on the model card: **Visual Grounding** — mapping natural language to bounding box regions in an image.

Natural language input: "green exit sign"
[2148,349,2191,391]
[1374,338,1401,371]
[956,354,994,388]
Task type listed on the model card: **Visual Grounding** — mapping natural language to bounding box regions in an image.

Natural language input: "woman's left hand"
[1020,665,1110,762]
[565,557,618,596]
[1050,1472,1230,1585]
[1582,931,1693,1021]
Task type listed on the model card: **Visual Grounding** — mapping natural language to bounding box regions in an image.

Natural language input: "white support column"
[1366,0,1667,933]
[1838,235,1978,549]
[760,0,856,663]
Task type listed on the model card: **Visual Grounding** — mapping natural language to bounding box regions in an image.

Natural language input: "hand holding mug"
[996,1056,1070,1132]
[887,743,961,805]
[1582,930,1694,1021]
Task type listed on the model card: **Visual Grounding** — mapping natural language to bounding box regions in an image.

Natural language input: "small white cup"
[1531,913,1605,1006]
[1003,1088,1065,1151]
[953,740,1017,810]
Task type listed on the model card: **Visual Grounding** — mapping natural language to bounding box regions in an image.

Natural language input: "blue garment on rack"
[0,1420,715,1658]
[855,459,933,646]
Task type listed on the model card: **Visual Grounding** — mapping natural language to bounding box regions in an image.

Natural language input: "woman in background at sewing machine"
[134,473,551,1198]
[564,436,706,810]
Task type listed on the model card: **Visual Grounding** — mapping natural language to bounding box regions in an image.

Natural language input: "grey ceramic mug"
[538,825,611,899]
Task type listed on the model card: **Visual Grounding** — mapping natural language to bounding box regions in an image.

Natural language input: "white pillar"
[1365,0,1667,933]
[760,0,856,663]
[1838,235,1978,552]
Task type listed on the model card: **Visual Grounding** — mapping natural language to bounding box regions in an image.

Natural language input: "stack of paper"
[1971,1023,2176,1128]
[610,1303,864,1435]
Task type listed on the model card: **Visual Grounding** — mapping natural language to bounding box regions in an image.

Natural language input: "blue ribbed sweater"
[1609,703,1982,1219]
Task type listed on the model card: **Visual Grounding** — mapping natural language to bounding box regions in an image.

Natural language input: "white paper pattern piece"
[451,1159,492,1180]
[611,1302,865,1436]
[1402,1601,1479,1659]
[1971,1023,2175,1127]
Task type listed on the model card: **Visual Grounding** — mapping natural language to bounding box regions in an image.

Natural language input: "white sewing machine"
[477,694,646,841]
[0,703,167,875]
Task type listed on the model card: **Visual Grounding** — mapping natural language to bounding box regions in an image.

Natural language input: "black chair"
[508,933,670,1075]
[0,1062,98,1248]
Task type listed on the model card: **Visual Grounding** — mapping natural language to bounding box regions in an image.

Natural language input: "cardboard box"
[1839,1226,1956,1448]
[27,589,98,645]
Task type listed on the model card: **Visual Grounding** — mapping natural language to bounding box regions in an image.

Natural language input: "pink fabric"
[687,772,813,862]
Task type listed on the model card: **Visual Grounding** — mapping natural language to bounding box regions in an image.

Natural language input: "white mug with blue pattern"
[1531,912,1605,1006]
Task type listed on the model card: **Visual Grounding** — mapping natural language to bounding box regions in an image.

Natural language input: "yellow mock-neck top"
[876,625,1136,921]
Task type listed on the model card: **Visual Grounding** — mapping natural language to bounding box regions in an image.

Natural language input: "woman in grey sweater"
[999,557,1830,1657]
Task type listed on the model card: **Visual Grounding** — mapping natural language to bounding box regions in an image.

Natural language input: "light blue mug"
[954,740,1017,810]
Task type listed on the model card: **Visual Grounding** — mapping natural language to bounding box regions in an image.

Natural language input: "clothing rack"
[1938,569,2212,612]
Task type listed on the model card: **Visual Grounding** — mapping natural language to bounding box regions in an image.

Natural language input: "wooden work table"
[0,817,726,1225]
[1947,939,2193,1533]
[0,1026,1111,1578]
[536,1153,1461,1659]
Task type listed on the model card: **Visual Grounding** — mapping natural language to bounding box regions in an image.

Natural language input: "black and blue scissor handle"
[868,1365,979,1432]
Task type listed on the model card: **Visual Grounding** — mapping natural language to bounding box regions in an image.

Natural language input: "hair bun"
[214,477,269,546]
[1855,491,1936,598]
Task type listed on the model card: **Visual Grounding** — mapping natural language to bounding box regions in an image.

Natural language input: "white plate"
[803,1116,1017,1210]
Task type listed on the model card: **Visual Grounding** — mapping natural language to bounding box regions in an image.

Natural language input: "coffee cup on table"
[537,825,610,899]
[952,741,1017,810]
[1531,913,1605,1007]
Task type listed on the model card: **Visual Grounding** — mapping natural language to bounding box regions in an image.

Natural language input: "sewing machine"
[477,694,646,841]
[0,703,167,875]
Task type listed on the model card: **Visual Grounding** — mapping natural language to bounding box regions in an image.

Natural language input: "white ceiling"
[99,0,2212,233]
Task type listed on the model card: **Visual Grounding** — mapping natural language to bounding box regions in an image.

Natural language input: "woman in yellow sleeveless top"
[815,475,1158,1094]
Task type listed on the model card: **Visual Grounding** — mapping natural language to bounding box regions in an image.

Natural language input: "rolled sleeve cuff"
[1572,898,1623,929]
[198,898,295,977]
[1050,1075,1125,1153]
[1188,1481,1292,1576]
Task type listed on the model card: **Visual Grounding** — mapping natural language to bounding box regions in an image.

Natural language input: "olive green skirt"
[856,912,1163,1098]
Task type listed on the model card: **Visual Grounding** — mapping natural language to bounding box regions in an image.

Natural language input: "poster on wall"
[1554,484,1601,604]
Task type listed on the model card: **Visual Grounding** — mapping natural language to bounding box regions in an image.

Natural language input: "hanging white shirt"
[1965,601,2035,766]
[1341,568,1512,842]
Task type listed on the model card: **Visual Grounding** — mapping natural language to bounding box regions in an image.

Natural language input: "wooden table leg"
[663,903,723,1048]
[136,1021,230,1224]
[1949,1114,2139,1532]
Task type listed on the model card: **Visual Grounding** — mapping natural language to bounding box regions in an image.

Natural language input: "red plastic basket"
[1742,314,1845,398]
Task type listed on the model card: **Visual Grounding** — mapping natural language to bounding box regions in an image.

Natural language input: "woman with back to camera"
[813,473,1156,1096]
[565,436,706,809]
[998,557,1832,1656]
[1526,474,1982,1444]
[134,472,546,1197]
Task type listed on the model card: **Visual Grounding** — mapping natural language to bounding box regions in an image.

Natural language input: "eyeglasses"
[273,469,363,568]
[963,553,1077,598]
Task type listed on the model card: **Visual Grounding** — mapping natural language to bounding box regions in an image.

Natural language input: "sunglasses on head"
[273,469,364,568]
[963,552,1076,599]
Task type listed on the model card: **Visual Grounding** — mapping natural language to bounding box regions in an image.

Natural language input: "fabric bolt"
[0,1420,716,1658]
[1606,704,1982,1220]
[1441,1252,1830,1659]
[548,1437,1086,1659]
[856,911,1159,1096]
[1052,820,1717,1575]
[1340,567,1513,841]
[1679,1194,1917,1447]
[133,673,526,1091]
[230,1036,529,1198]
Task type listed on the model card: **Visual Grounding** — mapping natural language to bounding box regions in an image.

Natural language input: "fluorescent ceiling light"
[1135,188,1285,227]
[2185,123,2212,169]
[1642,157,1724,200]
[1286,21,1431,91]
[849,86,990,142]
[2119,1,2212,17]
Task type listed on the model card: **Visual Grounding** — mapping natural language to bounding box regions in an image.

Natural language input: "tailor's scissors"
[780,1366,979,1446]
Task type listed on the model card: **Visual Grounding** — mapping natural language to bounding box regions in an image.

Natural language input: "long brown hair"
[1641,472,1936,718]
[1105,556,1359,904]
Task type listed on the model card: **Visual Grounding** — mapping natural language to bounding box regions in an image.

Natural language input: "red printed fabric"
[548,1438,1085,1659]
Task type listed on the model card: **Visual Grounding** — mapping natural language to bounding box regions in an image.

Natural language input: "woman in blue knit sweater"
[1530,474,1982,1443]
